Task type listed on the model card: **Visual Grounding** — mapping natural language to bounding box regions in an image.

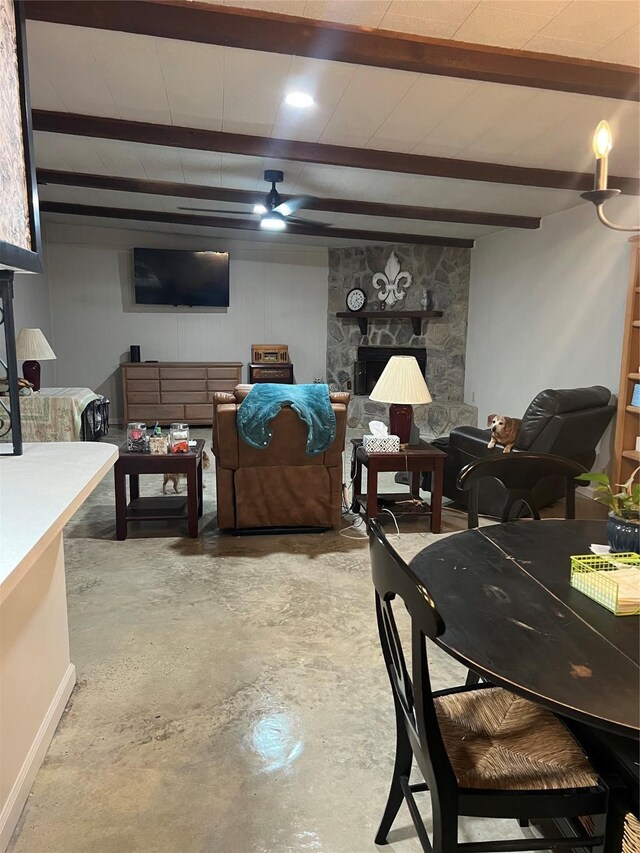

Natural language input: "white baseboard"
[0,664,76,853]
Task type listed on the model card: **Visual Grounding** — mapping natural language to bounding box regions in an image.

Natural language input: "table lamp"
[369,355,431,446]
[16,328,56,391]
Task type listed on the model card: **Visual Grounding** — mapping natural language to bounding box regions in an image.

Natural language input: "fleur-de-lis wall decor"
[372,251,413,307]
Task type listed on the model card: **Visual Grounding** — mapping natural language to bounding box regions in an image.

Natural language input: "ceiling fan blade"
[177,206,254,216]
[288,215,332,228]
[274,196,312,216]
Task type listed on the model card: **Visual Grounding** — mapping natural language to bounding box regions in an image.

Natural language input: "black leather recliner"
[425,386,615,518]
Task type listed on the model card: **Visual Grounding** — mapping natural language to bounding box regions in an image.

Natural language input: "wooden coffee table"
[114,439,204,539]
[351,438,446,533]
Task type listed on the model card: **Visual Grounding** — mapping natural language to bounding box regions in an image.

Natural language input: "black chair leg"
[518,818,530,827]
[375,706,414,845]
[467,487,479,529]
[465,670,481,686]
[432,805,459,853]
[592,810,608,853]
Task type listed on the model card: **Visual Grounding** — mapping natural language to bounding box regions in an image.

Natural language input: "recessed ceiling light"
[253,203,267,214]
[285,91,314,108]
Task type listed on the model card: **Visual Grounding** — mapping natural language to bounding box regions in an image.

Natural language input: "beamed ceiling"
[25,0,640,248]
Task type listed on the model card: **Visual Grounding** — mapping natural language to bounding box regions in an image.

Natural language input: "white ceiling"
[206,0,640,63]
[25,1,640,246]
[26,22,640,171]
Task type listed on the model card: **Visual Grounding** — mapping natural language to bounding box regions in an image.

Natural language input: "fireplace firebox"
[353,347,427,396]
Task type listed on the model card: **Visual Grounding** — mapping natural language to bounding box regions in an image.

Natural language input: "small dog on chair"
[486,414,522,453]
[163,450,210,494]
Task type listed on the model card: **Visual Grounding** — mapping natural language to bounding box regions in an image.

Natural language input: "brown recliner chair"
[212,385,350,531]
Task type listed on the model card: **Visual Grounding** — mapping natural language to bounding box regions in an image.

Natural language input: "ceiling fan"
[178,170,329,230]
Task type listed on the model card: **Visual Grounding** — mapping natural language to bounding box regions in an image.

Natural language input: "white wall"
[3,266,55,387]
[465,197,638,470]
[39,224,329,421]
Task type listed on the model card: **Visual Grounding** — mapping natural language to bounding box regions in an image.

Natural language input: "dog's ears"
[487,414,497,426]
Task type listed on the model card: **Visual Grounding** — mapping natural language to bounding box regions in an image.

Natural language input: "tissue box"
[363,434,400,453]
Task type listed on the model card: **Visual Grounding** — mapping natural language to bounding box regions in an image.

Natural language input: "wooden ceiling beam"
[23,0,639,101]
[33,112,640,195]
[39,202,475,248]
[36,169,542,229]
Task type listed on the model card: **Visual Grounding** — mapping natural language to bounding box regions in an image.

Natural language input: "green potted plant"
[576,466,640,553]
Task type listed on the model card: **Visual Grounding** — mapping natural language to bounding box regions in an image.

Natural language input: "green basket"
[570,553,640,616]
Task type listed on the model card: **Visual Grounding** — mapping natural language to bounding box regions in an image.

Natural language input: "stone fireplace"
[354,346,427,397]
[326,243,477,437]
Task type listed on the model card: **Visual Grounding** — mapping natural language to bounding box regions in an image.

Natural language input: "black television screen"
[133,248,230,307]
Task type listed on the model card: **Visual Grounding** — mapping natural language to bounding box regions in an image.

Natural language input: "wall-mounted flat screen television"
[133,248,230,307]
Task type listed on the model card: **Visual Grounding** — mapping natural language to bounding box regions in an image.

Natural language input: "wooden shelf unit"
[614,237,640,485]
[336,310,443,336]
[122,361,243,425]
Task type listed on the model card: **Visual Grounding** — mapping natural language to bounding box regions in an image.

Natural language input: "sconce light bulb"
[593,120,613,159]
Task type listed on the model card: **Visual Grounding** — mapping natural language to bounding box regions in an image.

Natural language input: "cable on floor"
[380,507,401,538]
[339,513,367,540]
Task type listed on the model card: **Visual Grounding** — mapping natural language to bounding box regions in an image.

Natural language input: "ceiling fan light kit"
[260,211,287,231]
[255,169,328,232]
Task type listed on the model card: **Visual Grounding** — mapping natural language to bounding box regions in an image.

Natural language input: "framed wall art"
[0,0,41,273]
[0,0,40,455]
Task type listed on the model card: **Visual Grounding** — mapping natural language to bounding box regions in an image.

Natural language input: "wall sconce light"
[580,120,640,233]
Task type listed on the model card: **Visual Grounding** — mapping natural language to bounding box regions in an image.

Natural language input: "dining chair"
[456,452,587,529]
[368,519,608,853]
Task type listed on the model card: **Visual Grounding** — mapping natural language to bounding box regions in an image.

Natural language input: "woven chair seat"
[434,687,599,791]
[622,812,640,853]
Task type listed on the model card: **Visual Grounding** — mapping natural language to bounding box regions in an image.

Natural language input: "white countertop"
[0,442,118,600]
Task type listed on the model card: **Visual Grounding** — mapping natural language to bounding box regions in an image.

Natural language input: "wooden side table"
[350,438,446,533]
[114,439,204,539]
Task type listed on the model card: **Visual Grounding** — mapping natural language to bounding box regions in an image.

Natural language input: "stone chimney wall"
[326,243,477,437]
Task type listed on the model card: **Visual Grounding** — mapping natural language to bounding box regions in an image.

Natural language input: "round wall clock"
[346,288,366,312]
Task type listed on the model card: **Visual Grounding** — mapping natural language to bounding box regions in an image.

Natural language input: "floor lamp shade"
[369,356,432,445]
[16,328,56,391]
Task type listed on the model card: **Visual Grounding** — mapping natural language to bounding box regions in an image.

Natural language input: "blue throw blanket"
[237,384,336,456]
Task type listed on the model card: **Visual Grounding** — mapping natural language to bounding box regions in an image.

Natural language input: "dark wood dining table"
[408,519,639,740]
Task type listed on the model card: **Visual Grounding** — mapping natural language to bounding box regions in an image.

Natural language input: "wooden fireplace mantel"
[336,310,443,336]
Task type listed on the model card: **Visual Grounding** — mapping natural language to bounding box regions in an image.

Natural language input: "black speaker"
[130,345,141,363]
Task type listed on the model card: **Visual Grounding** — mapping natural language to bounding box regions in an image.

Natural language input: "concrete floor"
[8,429,606,853]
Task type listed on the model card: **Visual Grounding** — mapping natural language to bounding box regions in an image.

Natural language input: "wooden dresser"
[122,361,243,425]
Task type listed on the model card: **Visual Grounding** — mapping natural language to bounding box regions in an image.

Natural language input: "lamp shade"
[369,356,431,405]
[16,328,56,361]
